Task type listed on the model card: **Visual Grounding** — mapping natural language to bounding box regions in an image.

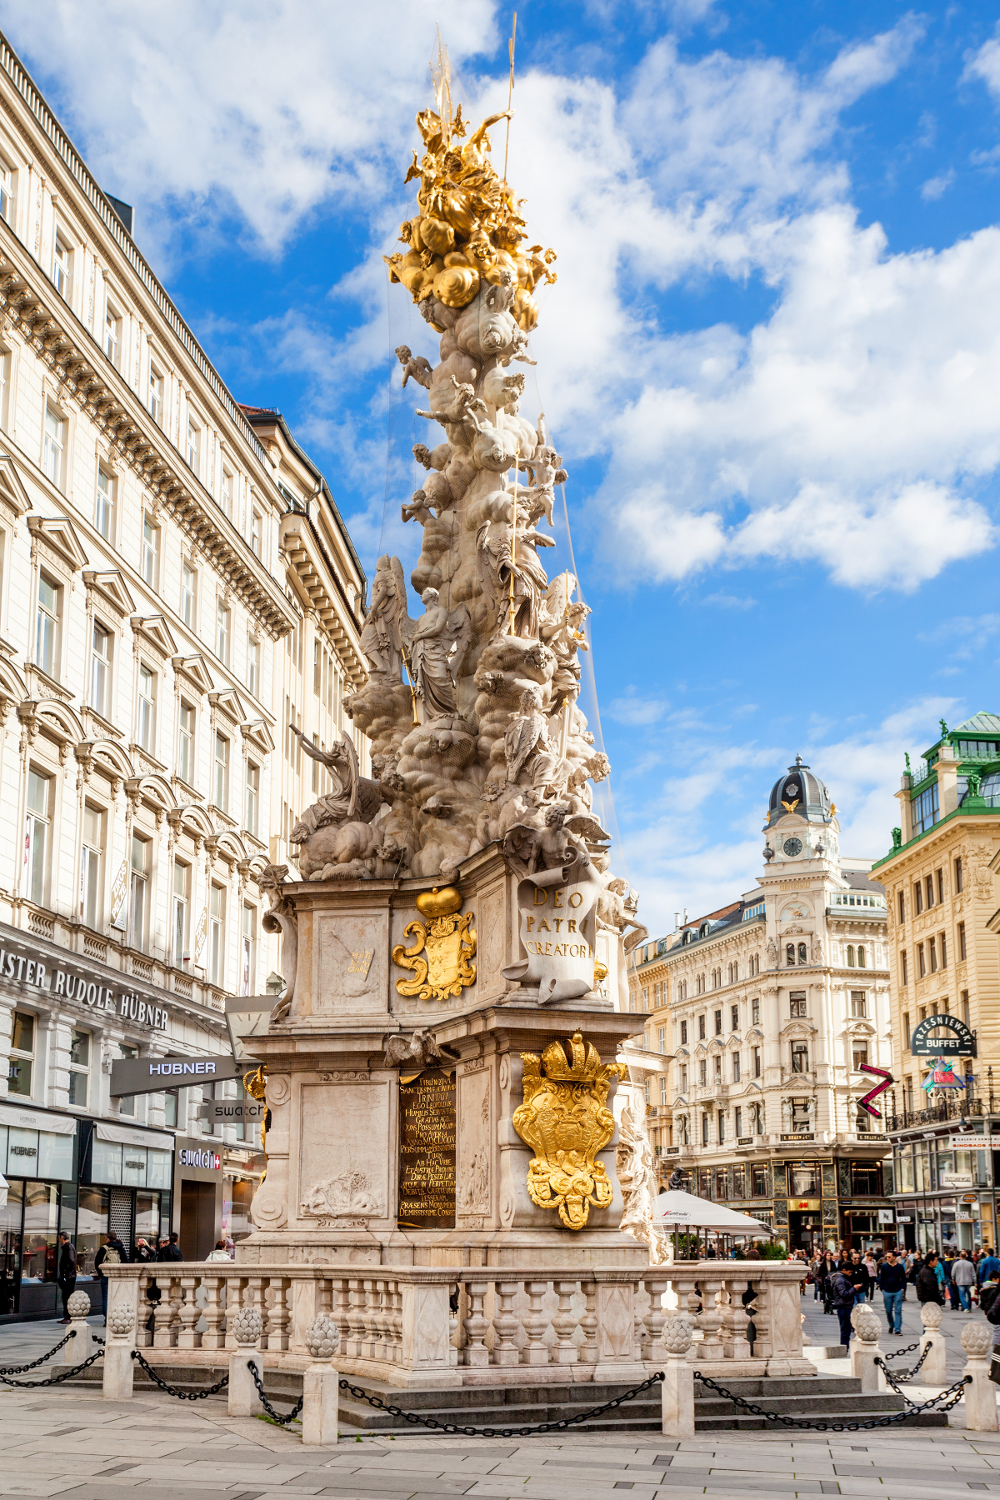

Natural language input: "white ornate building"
[0,32,365,1315]
[628,759,895,1253]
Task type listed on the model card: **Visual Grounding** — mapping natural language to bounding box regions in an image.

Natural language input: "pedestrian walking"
[206,1239,231,1262]
[877,1249,907,1335]
[916,1253,945,1308]
[156,1231,183,1262]
[863,1251,878,1299]
[830,1264,860,1349]
[93,1231,128,1323]
[951,1251,976,1311]
[978,1249,1000,1287]
[56,1232,77,1323]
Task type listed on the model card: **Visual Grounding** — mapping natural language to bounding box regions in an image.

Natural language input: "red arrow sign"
[858,1063,894,1118]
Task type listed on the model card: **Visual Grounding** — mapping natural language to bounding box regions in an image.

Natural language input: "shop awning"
[93,1121,173,1151]
[0,1102,77,1134]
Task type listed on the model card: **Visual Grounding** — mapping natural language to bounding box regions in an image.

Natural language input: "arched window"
[798,942,807,965]
[857,945,866,968]
[786,943,796,966]
[847,945,855,967]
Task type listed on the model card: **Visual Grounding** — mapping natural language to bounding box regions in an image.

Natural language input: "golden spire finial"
[430,26,452,134]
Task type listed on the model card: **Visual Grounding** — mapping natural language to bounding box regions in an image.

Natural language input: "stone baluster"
[201,1274,227,1350]
[448,1283,460,1367]
[463,1281,490,1367]
[245,1275,268,1346]
[391,1280,406,1364]
[578,1282,599,1367]
[718,1277,750,1361]
[225,1277,250,1349]
[522,1280,551,1366]
[345,1278,365,1359]
[644,1276,669,1366]
[371,1280,388,1356]
[153,1271,181,1349]
[332,1278,351,1352]
[267,1277,290,1351]
[552,1281,579,1366]
[176,1275,200,1349]
[697,1275,725,1362]
[493,1281,521,1366]
[634,1292,649,1365]
[747,1276,771,1362]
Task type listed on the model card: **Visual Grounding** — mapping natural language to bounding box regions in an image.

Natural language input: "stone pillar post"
[660,1317,695,1438]
[228,1307,264,1418]
[301,1314,340,1447]
[919,1303,948,1386]
[849,1304,884,1393]
[65,1290,93,1363]
[101,1277,139,1401]
[961,1322,998,1432]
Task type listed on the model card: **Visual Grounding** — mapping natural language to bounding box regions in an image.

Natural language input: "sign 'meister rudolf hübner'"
[0,943,169,1030]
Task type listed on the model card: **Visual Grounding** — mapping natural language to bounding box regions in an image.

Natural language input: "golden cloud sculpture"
[513,1032,625,1230]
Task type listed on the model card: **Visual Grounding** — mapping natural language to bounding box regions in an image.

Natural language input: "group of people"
[805,1244,1000,1349]
[55,1230,198,1322]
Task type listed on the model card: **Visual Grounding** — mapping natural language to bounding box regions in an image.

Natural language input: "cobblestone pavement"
[2,1299,1000,1498]
[800,1278,993,1379]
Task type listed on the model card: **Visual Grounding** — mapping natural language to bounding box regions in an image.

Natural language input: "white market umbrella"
[651,1189,773,1256]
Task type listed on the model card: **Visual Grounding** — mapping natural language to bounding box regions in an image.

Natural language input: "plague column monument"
[241,64,651,1278]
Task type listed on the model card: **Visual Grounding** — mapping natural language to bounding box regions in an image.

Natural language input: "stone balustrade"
[104,1260,811,1388]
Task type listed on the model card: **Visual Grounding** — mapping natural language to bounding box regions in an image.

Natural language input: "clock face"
[783,837,803,857]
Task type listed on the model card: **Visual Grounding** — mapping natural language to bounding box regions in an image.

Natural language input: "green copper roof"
[953,712,1000,736]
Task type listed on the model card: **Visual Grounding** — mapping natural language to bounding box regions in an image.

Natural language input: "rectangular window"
[962,991,970,1027]
[68,1028,89,1107]
[118,1043,137,1116]
[937,868,944,904]
[657,1025,666,1054]
[940,932,947,967]
[8,1009,34,1097]
[914,881,923,915]
[901,949,908,985]
[732,1052,740,1082]
[852,1041,869,1071]
[136,663,155,751]
[680,1063,688,1091]
[731,1003,739,1032]
[753,1045,761,1078]
[177,701,194,785]
[172,861,189,967]
[80,804,103,929]
[955,857,963,893]
[702,1114,709,1146]
[247,632,260,698]
[52,233,72,299]
[715,1122,725,1155]
[714,1008,722,1035]
[791,1041,808,1073]
[898,890,905,923]
[912,783,939,837]
[918,942,926,978]
[250,508,262,558]
[714,1054,722,1082]
[209,882,225,987]
[186,415,200,474]
[141,515,158,587]
[34,573,59,676]
[680,1020,688,1045]
[25,768,50,906]
[213,732,229,810]
[0,159,13,224]
[659,1075,667,1106]
[89,621,111,715]
[850,990,867,1018]
[245,760,259,836]
[959,922,966,961]
[181,563,196,628]
[148,365,163,427]
[789,992,807,1018]
[903,1011,910,1048]
[241,903,257,995]
[221,467,233,517]
[734,1110,744,1142]
[216,602,230,664]
[926,874,934,909]
[791,1165,818,1196]
[103,299,121,368]
[95,467,114,539]
[698,1014,706,1040]
[850,1162,882,1196]
[699,1058,707,1086]
[929,936,937,972]
[129,834,148,951]
[751,997,760,1025]
[42,403,65,486]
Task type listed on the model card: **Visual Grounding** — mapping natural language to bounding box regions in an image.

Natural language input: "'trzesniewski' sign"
[909,1014,976,1057]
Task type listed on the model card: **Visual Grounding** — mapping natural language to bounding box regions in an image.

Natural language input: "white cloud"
[922,169,955,201]
[965,27,1000,102]
[607,687,670,726]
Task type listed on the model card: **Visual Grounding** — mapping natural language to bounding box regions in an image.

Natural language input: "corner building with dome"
[628,759,895,1253]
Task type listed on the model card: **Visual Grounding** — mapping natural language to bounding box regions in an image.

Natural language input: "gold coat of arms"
[512,1031,624,1230]
[392,886,477,1002]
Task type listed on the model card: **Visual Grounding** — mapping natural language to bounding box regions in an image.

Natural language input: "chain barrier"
[881,1340,920,1361]
[695,1371,971,1431]
[248,1361,303,1425]
[129,1348,229,1400]
[0,1329,75,1375]
[880,1342,930,1383]
[0,1346,105,1388]
[337,1372,664,1438]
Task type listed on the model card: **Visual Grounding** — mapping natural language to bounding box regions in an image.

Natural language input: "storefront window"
[77,1185,107,1276]
[915,1146,930,1192]
[37,1129,74,1180]
[752,1165,769,1196]
[732,1165,746,1198]
[896,1148,914,1193]
[93,1138,123,1184]
[135,1192,158,1244]
[0,1179,22,1314]
[147,1150,172,1190]
[21,1182,57,1283]
[850,1162,883,1196]
[790,1165,818,1196]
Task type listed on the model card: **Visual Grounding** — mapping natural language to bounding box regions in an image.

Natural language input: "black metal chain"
[0,1346,105,1388]
[337,1372,665,1438]
[881,1340,920,1360]
[877,1342,930,1383]
[695,1371,971,1431]
[0,1329,75,1375]
[130,1348,229,1400]
[248,1360,303,1425]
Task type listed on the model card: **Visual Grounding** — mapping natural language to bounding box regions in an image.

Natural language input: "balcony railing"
[886,1093,986,1132]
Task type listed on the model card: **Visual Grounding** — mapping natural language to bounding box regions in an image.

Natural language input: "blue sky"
[8,0,1000,937]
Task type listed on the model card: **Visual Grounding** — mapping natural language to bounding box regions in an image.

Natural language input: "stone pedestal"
[919,1303,948,1385]
[241,847,644,1276]
[302,1365,340,1445]
[961,1322,998,1432]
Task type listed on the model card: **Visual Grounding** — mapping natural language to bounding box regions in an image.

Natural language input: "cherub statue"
[401,489,435,526]
[395,344,433,389]
[416,375,486,429]
[503,804,607,879]
[412,440,450,471]
[519,418,568,525]
[481,367,525,412]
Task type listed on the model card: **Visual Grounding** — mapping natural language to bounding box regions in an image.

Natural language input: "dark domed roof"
[767,756,833,827]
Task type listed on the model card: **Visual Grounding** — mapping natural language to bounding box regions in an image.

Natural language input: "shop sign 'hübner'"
[110,1053,260,1098]
[0,944,169,1031]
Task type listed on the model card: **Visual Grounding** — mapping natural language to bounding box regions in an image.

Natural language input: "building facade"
[629,759,894,1253]
[0,34,366,1316]
[874,713,1000,1255]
